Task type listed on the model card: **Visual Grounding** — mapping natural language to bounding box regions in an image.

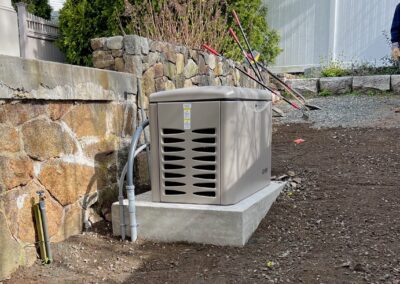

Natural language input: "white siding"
[265,0,399,72]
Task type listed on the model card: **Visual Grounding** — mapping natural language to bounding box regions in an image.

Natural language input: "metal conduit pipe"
[126,119,150,241]
[118,143,149,240]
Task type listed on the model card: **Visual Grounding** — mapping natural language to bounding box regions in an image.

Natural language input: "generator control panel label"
[183,103,191,130]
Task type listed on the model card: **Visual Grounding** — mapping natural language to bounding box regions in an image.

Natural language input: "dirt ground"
[6,122,400,283]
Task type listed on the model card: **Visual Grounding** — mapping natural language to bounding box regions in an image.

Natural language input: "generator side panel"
[220,101,272,205]
[156,101,221,205]
[150,103,161,202]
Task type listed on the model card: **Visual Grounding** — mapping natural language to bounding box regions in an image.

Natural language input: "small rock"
[340,261,351,268]
[287,171,296,177]
[104,212,112,222]
[353,263,365,272]
[277,174,289,181]
[293,177,302,184]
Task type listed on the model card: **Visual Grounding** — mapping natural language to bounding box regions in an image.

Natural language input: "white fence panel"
[265,0,400,72]
[334,0,398,66]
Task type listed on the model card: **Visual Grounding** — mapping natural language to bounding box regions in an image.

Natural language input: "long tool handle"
[256,62,307,103]
[228,28,264,83]
[232,10,264,81]
[201,44,221,56]
[200,45,301,111]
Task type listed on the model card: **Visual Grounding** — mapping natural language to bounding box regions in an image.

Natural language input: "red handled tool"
[201,44,302,112]
[230,10,321,111]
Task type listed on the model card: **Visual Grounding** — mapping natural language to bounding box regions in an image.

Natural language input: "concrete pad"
[112,181,285,246]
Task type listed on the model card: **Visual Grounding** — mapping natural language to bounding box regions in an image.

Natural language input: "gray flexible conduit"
[118,119,149,241]
[118,143,149,240]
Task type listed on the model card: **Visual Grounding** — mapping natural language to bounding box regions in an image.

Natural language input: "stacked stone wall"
[0,55,138,279]
[91,34,269,105]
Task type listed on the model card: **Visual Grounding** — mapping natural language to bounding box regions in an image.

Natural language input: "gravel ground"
[275,95,400,129]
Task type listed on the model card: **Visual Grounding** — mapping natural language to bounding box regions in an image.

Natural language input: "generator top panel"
[149,86,272,103]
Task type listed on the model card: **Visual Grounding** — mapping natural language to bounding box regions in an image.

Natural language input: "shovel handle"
[229,28,240,45]
[201,44,220,56]
[232,10,241,26]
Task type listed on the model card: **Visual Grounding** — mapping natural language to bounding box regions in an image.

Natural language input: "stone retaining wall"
[286,75,400,96]
[91,35,268,102]
[0,55,139,280]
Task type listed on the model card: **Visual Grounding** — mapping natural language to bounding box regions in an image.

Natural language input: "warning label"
[183,103,191,130]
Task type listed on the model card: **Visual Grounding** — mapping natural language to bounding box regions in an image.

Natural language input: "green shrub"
[126,0,281,63]
[57,0,124,66]
[12,0,52,20]
[224,0,282,64]
[58,0,281,66]
[320,59,350,77]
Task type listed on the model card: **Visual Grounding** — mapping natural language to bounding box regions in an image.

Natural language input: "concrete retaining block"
[0,55,136,101]
[286,78,319,96]
[319,77,352,95]
[353,75,391,93]
[353,75,390,92]
[391,75,400,95]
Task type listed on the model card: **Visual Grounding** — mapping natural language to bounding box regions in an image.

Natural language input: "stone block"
[155,77,167,92]
[22,119,77,161]
[142,67,156,95]
[124,54,143,78]
[214,62,223,76]
[114,57,125,72]
[47,102,73,121]
[112,182,284,246]
[141,37,150,55]
[0,124,20,153]
[319,77,352,95]
[0,102,46,125]
[106,36,123,50]
[162,44,177,63]
[286,78,319,96]
[93,50,114,69]
[112,49,123,57]
[52,202,83,242]
[38,160,104,206]
[153,63,164,78]
[82,135,119,161]
[150,40,163,52]
[184,79,193,88]
[206,54,216,70]
[391,75,400,95]
[62,104,108,138]
[353,75,391,93]
[164,80,175,90]
[163,62,176,79]
[124,35,142,55]
[148,52,160,66]
[176,54,184,75]
[198,54,209,75]
[0,210,22,280]
[3,181,63,243]
[0,156,33,191]
[90,37,107,51]
[175,74,185,88]
[184,59,198,79]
